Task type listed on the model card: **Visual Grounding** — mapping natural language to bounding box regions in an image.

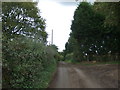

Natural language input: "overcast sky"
[38,0,78,52]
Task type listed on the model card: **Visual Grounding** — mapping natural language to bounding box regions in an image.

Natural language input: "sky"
[38,0,78,52]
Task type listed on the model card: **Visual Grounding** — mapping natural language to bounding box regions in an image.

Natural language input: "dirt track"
[49,61,118,88]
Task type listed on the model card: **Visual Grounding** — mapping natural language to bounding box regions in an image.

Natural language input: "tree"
[2,2,47,43]
[70,2,105,61]
[93,2,120,54]
[94,2,120,27]
[65,2,120,62]
[2,2,58,88]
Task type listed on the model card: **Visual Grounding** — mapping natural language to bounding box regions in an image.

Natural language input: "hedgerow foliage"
[2,2,58,88]
[2,37,58,88]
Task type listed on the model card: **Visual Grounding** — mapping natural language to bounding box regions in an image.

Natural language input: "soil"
[48,61,119,88]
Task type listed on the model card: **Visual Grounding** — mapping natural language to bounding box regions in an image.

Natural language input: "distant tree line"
[64,2,120,62]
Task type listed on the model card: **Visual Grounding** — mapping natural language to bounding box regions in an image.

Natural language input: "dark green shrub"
[2,37,57,88]
[65,53,73,61]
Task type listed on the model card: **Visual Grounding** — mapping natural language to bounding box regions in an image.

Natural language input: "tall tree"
[70,2,105,61]
[93,2,120,54]
[65,2,120,62]
[2,2,47,43]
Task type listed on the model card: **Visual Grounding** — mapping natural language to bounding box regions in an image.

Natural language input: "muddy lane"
[49,62,71,88]
[49,62,80,88]
[49,61,118,88]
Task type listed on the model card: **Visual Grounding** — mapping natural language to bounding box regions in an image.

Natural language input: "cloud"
[38,1,77,51]
[59,2,78,6]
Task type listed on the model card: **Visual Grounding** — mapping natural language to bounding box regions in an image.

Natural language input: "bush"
[65,53,73,61]
[2,37,57,88]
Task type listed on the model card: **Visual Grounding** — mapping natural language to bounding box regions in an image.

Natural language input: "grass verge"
[64,60,120,65]
[38,62,57,88]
